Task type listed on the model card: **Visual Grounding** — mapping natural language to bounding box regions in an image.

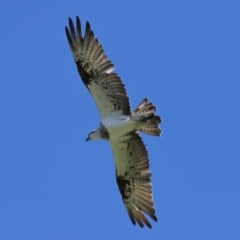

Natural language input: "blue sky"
[0,0,240,239]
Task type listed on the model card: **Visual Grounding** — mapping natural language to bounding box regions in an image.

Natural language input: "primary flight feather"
[65,16,162,228]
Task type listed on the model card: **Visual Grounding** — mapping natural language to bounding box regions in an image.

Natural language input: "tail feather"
[133,98,162,136]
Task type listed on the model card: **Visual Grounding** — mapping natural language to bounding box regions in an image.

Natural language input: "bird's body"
[65,16,162,228]
[102,115,133,139]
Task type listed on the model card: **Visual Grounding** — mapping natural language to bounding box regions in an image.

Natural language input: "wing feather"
[65,16,131,118]
[76,17,82,42]
[69,18,77,43]
[110,132,157,228]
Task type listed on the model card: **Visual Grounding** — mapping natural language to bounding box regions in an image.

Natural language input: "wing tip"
[85,21,91,35]
[126,206,157,229]
[65,26,74,52]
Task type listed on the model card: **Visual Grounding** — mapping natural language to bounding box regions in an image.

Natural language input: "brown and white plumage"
[111,132,157,228]
[65,17,131,119]
[65,16,162,228]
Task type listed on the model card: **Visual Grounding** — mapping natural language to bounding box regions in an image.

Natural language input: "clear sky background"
[0,0,239,239]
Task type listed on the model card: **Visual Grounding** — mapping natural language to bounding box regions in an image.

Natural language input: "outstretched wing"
[65,17,131,119]
[110,132,157,228]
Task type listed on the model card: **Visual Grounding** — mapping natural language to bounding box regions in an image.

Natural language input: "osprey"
[65,16,162,228]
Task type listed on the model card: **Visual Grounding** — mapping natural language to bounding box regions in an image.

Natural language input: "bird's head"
[86,129,101,141]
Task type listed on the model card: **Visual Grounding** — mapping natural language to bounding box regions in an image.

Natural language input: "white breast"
[102,115,136,140]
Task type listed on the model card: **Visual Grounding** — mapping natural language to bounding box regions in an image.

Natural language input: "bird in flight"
[65,16,162,228]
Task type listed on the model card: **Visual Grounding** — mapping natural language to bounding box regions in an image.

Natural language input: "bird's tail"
[132,98,162,136]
